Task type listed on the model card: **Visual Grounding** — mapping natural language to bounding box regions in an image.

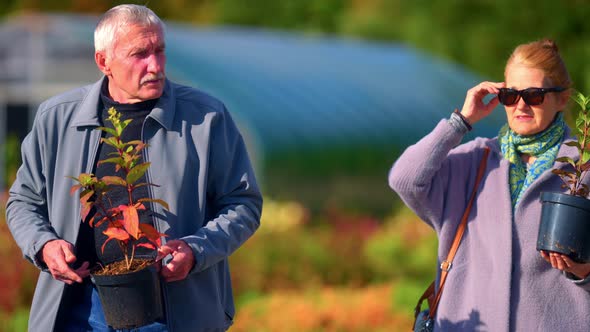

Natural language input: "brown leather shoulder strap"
[428,146,490,319]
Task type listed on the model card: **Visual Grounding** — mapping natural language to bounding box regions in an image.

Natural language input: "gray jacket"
[6,77,263,332]
[389,118,590,332]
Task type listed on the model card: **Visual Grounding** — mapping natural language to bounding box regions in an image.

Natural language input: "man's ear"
[95,51,110,76]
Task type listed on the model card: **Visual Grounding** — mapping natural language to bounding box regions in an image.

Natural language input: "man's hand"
[41,239,89,284]
[157,239,195,282]
[541,251,590,279]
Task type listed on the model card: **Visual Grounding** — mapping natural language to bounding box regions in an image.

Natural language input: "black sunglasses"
[498,87,566,106]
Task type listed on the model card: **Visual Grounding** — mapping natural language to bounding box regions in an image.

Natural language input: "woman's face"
[504,64,569,136]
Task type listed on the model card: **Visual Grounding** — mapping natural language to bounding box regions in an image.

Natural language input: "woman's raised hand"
[460,81,505,126]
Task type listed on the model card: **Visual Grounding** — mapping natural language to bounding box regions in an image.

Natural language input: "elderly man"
[6,4,262,332]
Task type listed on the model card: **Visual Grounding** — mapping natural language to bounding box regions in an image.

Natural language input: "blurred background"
[1,1,590,331]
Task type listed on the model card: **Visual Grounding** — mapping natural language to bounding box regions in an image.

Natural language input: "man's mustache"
[140,73,165,84]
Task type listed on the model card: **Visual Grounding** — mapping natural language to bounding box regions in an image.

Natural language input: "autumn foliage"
[69,108,168,271]
[553,92,590,197]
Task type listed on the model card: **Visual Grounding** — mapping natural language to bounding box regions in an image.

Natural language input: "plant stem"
[119,241,130,270]
[130,244,136,268]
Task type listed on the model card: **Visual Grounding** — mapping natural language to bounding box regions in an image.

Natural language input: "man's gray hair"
[94,4,165,56]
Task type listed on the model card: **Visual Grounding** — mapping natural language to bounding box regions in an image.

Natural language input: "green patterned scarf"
[499,112,565,208]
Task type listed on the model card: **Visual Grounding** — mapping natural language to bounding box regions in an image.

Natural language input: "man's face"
[96,24,166,104]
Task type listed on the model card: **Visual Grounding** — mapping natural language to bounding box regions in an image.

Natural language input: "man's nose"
[147,53,164,73]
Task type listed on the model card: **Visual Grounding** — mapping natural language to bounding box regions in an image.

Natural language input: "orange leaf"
[80,190,93,204]
[138,223,166,247]
[137,242,156,250]
[80,202,93,222]
[103,226,130,241]
[101,237,114,254]
[92,216,109,228]
[70,184,82,196]
[121,205,140,239]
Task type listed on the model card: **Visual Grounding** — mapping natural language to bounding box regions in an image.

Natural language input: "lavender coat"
[389,119,590,332]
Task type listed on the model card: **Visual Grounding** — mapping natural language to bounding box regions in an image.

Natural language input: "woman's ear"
[558,89,571,110]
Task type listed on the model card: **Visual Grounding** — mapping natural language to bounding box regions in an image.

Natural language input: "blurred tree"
[0,0,18,17]
[1,0,589,90]
[215,0,346,33]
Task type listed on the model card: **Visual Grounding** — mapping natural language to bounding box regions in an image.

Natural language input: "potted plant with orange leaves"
[69,107,168,329]
[537,91,590,263]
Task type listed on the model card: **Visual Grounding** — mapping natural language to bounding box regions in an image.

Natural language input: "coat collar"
[70,76,176,131]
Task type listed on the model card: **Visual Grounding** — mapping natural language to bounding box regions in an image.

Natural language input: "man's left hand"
[157,239,195,282]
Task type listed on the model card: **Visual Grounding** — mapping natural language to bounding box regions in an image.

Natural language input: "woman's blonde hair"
[505,39,572,88]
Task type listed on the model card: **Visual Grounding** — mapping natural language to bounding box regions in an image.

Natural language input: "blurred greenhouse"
[0,10,517,332]
[0,13,504,209]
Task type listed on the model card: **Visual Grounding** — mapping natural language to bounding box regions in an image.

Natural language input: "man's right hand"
[41,239,90,284]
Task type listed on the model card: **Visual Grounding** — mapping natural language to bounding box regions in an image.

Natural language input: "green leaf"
[78,173,95,186]
[564,141,581,149]
[96,126,118,137]
[572,91,588,110]
[97,157,124,167]
[551,169,574,178]
[122,118,133,127]
[127,162,150,185]
[138,198,170,210]
[133,182,159,189]
[66,175,80,183]
[576,115,584,131]
[124,140,144,147]
[555,156,576,168]
[101,176,127,187]
[102,137,122,149]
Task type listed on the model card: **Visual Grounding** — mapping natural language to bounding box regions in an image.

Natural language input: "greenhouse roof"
[0,14,505,158]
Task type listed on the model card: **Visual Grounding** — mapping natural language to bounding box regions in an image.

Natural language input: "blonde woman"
[389,39,590,331]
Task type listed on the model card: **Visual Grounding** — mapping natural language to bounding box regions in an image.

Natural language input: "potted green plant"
[537,91,590,263]
[69,107,169,329]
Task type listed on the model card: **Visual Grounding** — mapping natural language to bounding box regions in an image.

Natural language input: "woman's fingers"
[460,81,505,125]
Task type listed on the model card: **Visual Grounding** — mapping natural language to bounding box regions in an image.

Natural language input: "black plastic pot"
[537,192,590,263]
[91,262,164,329]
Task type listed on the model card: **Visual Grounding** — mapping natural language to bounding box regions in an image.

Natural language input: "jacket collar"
[71,76,176,131]
[70,78,104,128]
[148,78,175,131]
